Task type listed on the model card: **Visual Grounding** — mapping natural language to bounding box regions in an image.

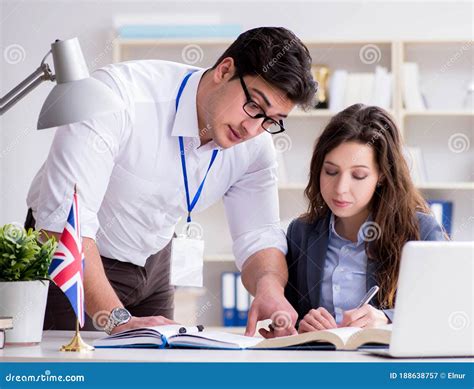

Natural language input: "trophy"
[311,65,330,109]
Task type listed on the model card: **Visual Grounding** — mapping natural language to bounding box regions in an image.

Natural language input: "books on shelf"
[372,66,392,110]
[93,324,392,350]
[221,272,251,327]
[328,66,392,112]
[328,70,348,112]
[402,62,426,111]
[403,146,427,184]
[343,72,374,108]
[428,200,453,236]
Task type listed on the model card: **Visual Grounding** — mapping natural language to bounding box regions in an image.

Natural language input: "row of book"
[402,62,426,110]
[221,272,253,327]
[329,66,392,112]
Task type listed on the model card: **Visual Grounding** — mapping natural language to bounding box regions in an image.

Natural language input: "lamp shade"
[37,38,123,130]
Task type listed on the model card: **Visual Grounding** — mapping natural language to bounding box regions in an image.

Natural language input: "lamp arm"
[0,50,55,115]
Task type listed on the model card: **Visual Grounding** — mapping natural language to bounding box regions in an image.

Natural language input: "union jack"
[48,187,85,327]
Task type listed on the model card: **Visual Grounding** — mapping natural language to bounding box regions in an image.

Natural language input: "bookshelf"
[113,38,473,325]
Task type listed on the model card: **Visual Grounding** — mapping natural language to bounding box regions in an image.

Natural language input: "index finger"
[341,306,369,327]
[318,308,337,328]
[245,306,258,337]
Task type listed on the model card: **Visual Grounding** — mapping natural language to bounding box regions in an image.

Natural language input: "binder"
[428,200,453,236]
[235,273,249,327]
[221,272,236,327]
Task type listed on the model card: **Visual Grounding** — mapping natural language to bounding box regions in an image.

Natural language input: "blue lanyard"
[176,72,219,223]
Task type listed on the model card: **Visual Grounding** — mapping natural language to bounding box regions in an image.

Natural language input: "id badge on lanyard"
[170,224,205,287]
[170,71,218,287]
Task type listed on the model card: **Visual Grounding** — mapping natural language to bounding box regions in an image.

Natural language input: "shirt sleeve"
[223,133,287,271]
[418,212,449,241]
[35,70,128,239]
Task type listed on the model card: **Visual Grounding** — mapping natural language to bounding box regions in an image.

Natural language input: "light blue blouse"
[320,213,370,324]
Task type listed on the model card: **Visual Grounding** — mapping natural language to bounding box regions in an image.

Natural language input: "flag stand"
[60,319,94,352]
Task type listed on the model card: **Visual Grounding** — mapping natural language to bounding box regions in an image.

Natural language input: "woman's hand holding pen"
[298,307,337,333]
[340,285,387,328]
[340,305,388,328]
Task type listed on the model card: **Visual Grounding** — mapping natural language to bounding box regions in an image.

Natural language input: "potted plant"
[0,223,57,345]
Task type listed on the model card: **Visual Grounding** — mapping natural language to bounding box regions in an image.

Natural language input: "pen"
[356,285,379,309]
[178,324,205,334]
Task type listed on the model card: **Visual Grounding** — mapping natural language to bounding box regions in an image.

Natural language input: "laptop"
[365,241,473,358]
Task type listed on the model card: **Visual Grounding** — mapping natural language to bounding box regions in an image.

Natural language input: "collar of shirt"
[329,212,373,246]
[171,68,223,154]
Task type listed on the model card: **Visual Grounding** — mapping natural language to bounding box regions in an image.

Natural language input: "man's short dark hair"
[213,27,317,109]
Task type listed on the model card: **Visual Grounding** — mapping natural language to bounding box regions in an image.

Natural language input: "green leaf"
[0,224,57,281]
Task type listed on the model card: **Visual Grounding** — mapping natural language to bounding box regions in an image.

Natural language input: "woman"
[284,104,447,333]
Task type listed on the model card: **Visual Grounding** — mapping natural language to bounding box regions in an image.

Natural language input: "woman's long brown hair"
[302,104,431,308]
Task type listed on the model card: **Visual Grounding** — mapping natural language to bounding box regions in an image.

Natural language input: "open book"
[94,324,392,351]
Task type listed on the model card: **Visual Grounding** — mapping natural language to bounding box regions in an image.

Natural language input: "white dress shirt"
[27,60,287,269]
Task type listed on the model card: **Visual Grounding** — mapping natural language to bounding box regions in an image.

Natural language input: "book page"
[147,325,186,339]
[322,327,363,344]
[254,327,363,350]
[346,325,393,350]
[169,331,262,349]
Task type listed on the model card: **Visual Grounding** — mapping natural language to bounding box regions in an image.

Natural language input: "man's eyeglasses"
[238,73,286,135]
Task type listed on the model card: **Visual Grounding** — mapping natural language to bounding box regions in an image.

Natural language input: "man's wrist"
[104,307,132,335]
[255,273,285,295]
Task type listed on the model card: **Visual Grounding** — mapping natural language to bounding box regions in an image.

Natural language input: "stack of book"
[0,317,13,349]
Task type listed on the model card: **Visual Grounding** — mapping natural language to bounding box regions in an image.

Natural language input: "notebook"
[93,324,392,350]
[0,317,13,329]
[0,317,13,349]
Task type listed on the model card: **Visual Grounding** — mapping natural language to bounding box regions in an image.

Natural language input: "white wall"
[0,0,472,224]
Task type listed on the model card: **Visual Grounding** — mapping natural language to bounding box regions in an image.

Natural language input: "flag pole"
[60,318,94,352]
[59,184,94,352]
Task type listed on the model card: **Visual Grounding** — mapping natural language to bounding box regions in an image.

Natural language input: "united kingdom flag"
[48,187,85,327]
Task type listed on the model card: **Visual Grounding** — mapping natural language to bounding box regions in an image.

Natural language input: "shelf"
[279,183,474,191]
[278,183,306,190]
[204,254,234,262]
[402,39,472,45]
[116,38,394,47]
[403,110,473,118]
[115,38,233,46]
[417,182,474,190]
[112,37,474,246]
[289,109,333,118]
[290,108,396,119]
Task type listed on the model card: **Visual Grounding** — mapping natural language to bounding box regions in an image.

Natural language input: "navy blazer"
[284,212,446,324]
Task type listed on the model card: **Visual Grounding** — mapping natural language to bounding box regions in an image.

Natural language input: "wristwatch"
[104,307,132,335]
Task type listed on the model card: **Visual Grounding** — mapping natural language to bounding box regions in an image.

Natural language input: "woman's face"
[320,141,380,219]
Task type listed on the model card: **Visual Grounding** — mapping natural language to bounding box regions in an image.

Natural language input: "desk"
[0,330,470,362]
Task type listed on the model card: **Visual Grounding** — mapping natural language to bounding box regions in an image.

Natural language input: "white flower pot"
[0,280,49,345]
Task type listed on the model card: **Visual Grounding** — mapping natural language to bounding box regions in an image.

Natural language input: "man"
[25,27,316,337]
